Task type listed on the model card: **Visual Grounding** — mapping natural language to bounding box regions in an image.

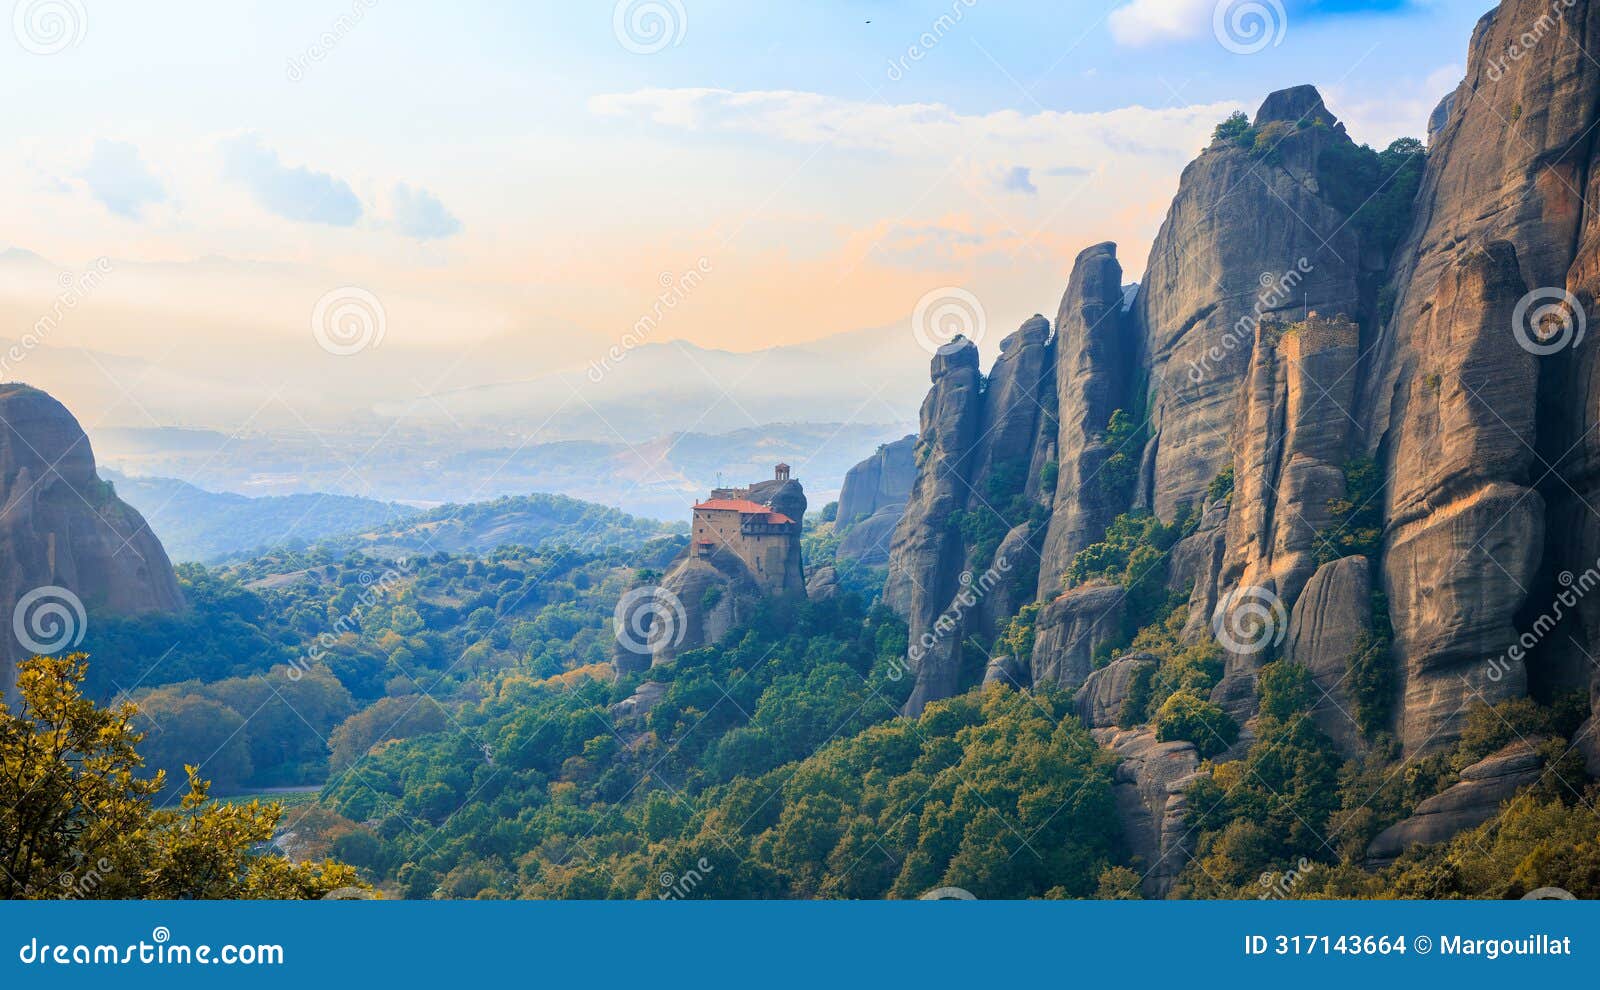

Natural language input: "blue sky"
[0,0,1488,389]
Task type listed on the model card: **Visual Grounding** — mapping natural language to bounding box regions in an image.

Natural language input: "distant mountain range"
[324,492,686,560]
[107,470,688,564]
[91,420,910,522]
[102,470,419,563]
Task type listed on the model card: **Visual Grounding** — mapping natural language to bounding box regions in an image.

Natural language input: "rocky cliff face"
[885,318,1057,715]
[1036,243,1137,597]
[835,435,916,566]
[1358,0,1600,754]
[0,384,184,695]
[877,0,1600,874]
[1137,86,1376,523]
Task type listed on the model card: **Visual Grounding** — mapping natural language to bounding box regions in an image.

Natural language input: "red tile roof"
[693,499,794,527]
[695,498,772,514]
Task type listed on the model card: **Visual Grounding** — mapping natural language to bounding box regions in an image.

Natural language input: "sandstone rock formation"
[1029,584,1125,691]
[610,680,668,721]
[805,565,839,600]
[872,0,1600,874]
[1076,653,1158,730]
[1137,86,1373,522]
[1094,727,1202,898]
[1366,738,1548,864]
[1283,556,1374,757]
[1037,243,1137,597]
[884,338,983,713]
[1210,314,1361,716]
[0,384,184,696]
[981,654,1028,690]
[885,321,1056,715]
[835,435,915,566]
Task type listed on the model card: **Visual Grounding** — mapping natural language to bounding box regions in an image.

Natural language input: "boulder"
[836,507,901,566]
[981,654,1029,690]
[1095,727,1203,898]
[1030,583,1126,690]
[1366,738,1548,864]
[610,680,669,721]
[805,565,839,600]
[1076,652,1158,729]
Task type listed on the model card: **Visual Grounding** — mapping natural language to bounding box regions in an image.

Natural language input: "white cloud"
[221,134,363,227]
[389,184,462,240]
[1108,0,1214,46]
[78,140,166,219]
[1000,166,1037,196]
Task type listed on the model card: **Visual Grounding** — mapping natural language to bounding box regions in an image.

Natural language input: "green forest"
[32,490,1598,899]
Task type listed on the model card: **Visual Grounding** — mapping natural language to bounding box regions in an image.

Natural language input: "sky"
[0,0,1489,416]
